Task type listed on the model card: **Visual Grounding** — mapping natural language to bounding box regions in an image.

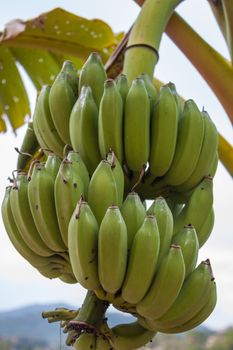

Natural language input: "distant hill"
[0,303,134,344]
[0,303,217,350]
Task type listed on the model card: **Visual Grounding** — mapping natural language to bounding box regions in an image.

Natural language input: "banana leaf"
[0,8,123,132]
[0,47,30,131]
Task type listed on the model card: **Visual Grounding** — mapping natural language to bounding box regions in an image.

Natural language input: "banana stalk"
[123,0,183,83]
[132,0,233,125]
[65,290,109,346]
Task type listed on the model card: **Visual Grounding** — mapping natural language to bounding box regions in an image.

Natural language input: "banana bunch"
[7,129,218,338]
[27,53,218,202]
[6,51,219,346]
[1,151,91,283]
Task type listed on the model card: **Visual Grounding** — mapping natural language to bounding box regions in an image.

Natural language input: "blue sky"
[0,0,233,331]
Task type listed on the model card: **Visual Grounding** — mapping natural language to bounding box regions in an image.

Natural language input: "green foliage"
[0,47,30,131]
[0,8,122,132]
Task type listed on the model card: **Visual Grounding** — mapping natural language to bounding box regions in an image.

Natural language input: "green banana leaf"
[0,47,30,131]
[0,8,123,132]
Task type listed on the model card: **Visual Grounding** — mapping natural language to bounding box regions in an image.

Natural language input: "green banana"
[2,186,49,268]
[37,263,64,279]
[198,208,215,248]
[147,196,173,266]
[33,101,50,151]
[136,244,185,320]
[166,82,184,117]
[54,158,85,247]
[172,224,199,277]
[120,191,146,249]
[168,189,193,205]
[68,199,100,290]
[49,63,77,145]
[37,254,74,279]
[209,151,219,177]
[124,77,150,171]
[98,79,124,162]
[10,172,53,257]
[121,215,160,304]
[163,99,205,186]
[98,206,127,294]
[106,151,124,205]
[69,86,101,174]
[16,122,40,171]
[28,162,67,252]
[175,110,218,192]
[107,321,156,350]
[61,60,79,95]
[73,332,96,350]
[149,85,178,178]
[33,85,65,157]
[116,74,129,104]
[139,73,158,112]
[158,280,217,334]
[88,160,119,225]
[78,52,107,107]
[66,151,90,198]
[165,197,184,218]
[43,152,62,179]
[173,177,214,240]
[1,187,69,274]
[59,272,77,284]
[149,260,212,329]
[96,335,112,350]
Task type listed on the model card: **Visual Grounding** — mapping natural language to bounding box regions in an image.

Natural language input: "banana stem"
[132,0,233,125]
[123,0,183,83]
[65,290,109,346]
[42,308,79,323]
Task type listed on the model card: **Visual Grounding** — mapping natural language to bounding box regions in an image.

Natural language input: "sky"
[0,0,233,332]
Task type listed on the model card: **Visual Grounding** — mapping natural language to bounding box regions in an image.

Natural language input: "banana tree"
[0,1,232,348]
